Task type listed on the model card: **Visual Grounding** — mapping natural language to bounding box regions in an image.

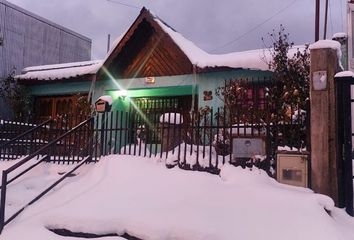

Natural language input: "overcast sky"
[7,0,346,60]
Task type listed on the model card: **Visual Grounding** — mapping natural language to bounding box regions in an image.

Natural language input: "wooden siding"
[120,32,193,78]
[0,1,91,78]
[101,9,193,80]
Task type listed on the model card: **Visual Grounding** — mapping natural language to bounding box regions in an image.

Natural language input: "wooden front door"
[35,94,90,122]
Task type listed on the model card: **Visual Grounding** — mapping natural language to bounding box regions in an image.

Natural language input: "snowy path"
[0,155,353,240]
[0,159,92,222]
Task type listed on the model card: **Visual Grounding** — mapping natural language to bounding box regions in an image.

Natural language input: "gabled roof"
[99,7,194,78]
[99,7,272,78]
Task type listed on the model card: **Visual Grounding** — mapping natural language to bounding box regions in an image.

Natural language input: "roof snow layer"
[16,60,102,81]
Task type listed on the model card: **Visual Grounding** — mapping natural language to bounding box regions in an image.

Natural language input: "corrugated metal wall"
[0,1,92,78]
[0,1,91,118]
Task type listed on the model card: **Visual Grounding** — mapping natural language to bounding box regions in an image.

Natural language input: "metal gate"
[336,75,354,216]
[129,96,195,145]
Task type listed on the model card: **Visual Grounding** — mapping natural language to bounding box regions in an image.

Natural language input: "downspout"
[191,64,197,113]
[88,74,97,112]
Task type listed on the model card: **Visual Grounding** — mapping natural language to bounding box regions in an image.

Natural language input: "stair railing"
[0,118,53,160]
[0,116,94,234]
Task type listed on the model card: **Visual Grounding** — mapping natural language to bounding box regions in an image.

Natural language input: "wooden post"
[310,42,340,204]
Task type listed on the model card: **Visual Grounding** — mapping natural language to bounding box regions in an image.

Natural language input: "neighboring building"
[0,0,91,117]
[17,8,272,120]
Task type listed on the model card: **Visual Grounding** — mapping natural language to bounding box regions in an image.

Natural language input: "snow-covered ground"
[0,155,354,240]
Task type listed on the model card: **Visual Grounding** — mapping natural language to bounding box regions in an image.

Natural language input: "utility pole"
[315,0,320,41]
[323,0,329,39]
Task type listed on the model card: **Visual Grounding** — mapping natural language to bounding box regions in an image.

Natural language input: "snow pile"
[309,40,341,51]
[332,32,347,39]
[220,164,274,185]
[163,143,226,168]
[309,40,343,70]
[0,158,92,220]
[96,95,113,105]
[159,112,183,124]
[277,145,307,152]
[1,155,353,240]
[335,71,354,78]
[16,60,102,81]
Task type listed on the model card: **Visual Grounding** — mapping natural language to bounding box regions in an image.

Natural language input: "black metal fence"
[0,114,92,162]
[94,104,309,174]
[90,76,310,174]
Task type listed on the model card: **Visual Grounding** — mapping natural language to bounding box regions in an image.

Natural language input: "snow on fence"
[93,105,309,174]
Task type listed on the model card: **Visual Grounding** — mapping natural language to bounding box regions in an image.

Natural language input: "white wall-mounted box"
[277,153,308,188]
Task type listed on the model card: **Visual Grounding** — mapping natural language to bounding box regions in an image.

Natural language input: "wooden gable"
[100,8,193,79]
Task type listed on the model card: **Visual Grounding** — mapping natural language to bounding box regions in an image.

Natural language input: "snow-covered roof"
[17,8,308,82]
[101,9,306,73]
[16,60,102,81]
[154,16,273,70]
[153,12,308,71]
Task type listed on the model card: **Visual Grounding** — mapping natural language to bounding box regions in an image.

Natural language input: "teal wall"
[26,68,272,111]
[25,69,271,152]
[95,69,272,111]
[197,69,272,109]
[28,81,92,96]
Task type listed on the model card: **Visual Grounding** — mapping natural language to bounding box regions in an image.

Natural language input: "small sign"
[312,71,327,91]
[203,91,213,101]
[145,77,155,84]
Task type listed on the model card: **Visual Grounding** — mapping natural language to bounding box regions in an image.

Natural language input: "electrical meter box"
[277,153,308,188]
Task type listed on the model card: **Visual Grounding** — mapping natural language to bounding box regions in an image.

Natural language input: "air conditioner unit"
[277,153,308,188]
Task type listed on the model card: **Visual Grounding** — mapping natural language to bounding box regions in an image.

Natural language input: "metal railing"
[0,117,94,233]
[0,118,53,160]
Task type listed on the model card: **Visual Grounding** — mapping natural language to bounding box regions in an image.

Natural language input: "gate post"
[309,40,341,204]
[335,74,354,216]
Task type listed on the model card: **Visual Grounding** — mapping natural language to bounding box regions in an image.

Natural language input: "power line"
[212,0,299,52]
[106,0,140,10]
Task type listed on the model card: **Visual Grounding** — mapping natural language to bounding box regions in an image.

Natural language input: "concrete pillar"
[310,42,341,204]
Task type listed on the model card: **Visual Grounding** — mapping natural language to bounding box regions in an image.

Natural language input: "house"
[17,7,273,121]
[0,0,92,118]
